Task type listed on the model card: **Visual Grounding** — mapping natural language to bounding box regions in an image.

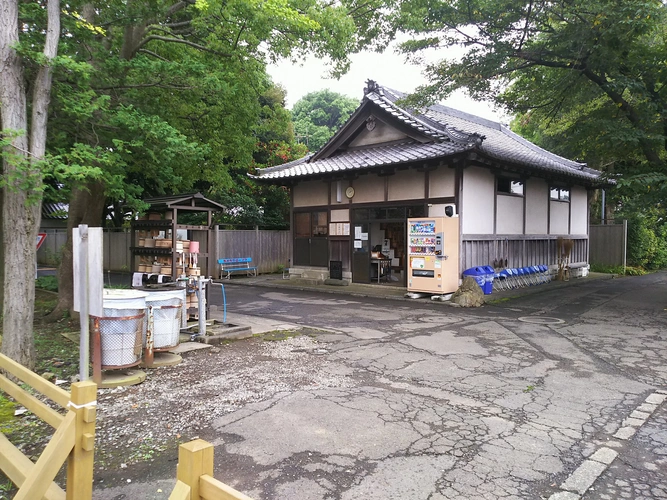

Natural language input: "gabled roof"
[143,192,225,212]
[254,81,604,186]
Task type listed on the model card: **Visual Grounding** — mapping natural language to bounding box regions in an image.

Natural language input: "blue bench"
[218,257,258,279]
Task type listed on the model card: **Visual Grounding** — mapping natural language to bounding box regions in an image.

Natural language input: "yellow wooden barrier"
[170,439,254,500]
[0,353,97,500]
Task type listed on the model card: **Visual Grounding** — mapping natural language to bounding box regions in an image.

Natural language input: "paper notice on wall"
[360,232,368,241]
[355,226,362,239]
[411,258,425,269]
[343,223,350,236]
[336,223,343,235]
[354,240,362,249]
[329,223,337,235]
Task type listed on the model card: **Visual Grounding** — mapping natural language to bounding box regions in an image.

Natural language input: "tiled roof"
[256,141,471,179]
[254,82,603,184]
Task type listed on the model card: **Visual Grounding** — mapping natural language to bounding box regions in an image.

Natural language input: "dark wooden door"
[352,223,370,283]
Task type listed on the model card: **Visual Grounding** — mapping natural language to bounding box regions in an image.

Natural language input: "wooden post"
[176,439,214,500]
[144,305,154,367]
[66,380,97,500]
[92,317,102,384]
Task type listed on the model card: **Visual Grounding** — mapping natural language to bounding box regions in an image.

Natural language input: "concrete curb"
[549,389,667,499]
[211,272,615,305]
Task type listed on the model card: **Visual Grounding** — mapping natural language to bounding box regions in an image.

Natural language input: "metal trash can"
[462,267,487,292]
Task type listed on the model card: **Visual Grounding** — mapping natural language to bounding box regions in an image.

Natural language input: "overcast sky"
[267,44,508,123]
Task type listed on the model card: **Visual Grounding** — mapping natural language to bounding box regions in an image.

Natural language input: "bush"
[625,212,667,270]
[35,275,58,292]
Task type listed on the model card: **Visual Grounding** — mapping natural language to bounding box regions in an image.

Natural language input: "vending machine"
[407,217,460,294]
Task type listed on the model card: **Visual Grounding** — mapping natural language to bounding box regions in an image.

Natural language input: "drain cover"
[518,316,565,325]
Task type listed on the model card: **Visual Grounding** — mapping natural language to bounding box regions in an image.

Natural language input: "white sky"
[268,44,508,123]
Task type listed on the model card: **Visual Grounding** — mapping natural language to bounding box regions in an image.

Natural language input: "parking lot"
[94,272,667,499]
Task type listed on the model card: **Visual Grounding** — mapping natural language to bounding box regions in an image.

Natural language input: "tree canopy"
[292,89,360,152]
[1,0,399,362]
[394,0,667,192]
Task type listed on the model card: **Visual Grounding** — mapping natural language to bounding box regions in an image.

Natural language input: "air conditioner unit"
[444,203,458,217]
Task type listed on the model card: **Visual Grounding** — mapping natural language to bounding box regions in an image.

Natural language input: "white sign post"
[73,225,103,381]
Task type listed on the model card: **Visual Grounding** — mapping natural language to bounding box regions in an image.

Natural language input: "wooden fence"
[37,228,291,275]
[37,229,132,271]
[170,439,253,500]
[461,234,589,270]
[215,228,291,275]
[0,353,97,500]
[589,221,627,269]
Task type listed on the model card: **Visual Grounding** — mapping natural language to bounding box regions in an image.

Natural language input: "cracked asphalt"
[93,271,667,500]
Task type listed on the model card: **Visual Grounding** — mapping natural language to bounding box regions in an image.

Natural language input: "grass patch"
[0,394,16,426]
[257,330,302,341]
[590,264,647,276]
[0,289,82,495]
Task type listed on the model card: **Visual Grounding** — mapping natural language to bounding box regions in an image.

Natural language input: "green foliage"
[394,0,667,194]
[210,85,305,229]
[624,211,667,270]
[32,0,391,227]
[35,276,58,292]
[590,264,647,276]
[292,90,359,151]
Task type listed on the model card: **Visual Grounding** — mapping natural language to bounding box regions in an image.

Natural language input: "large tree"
[44,0,396,320]
[394,0,667,185]
[1,0,60,368]
[292,89,359,151]
[214,85,307,229]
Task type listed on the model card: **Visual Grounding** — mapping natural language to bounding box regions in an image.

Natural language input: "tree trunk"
[0,0,60,368]
[0,189,4,318]
[47,181,106,321]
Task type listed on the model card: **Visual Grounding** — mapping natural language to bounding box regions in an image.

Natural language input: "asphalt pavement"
[93,271,667,500]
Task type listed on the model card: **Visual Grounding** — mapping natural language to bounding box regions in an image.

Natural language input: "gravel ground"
[93,330,345,490]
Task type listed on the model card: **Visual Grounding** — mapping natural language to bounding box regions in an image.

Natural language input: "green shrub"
[35,275,58,292]
[625,212,667,270]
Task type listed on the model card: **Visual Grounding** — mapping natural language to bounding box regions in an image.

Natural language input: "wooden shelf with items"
[129,193,224,281]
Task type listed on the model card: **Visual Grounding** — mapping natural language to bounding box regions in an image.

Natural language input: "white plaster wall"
[570,186,588,234]
[388,170,425,201]
[462,167,495,234]
[293,180,328,207]
[429,204,458,217]
[525,178,548,234]
[550,201,569,234]
[330,209,349,222]
[351,175,385,204]
[429,167,455,198]
[496,196,523,234]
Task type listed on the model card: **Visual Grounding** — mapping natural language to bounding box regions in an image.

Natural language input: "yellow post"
[177,439,214,500]
[66,380,97,500]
